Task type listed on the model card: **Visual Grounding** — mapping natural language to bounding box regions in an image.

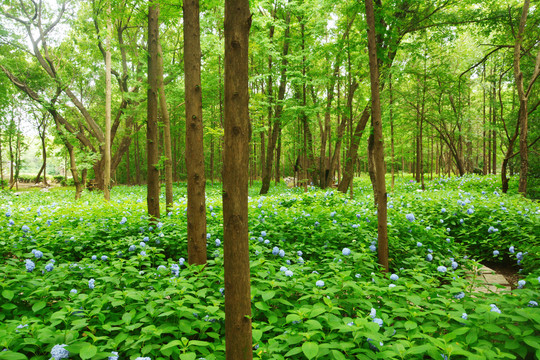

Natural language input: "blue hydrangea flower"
[426,254,433,261]
[459,219,464,224]
[45,263,54,272]
[261,230,267,237]
[467,208,474,215]
[355,273,361,278]
[373,318,383,327]
[51,344,69,360]
[416,242,422,247]
[488,226,498,234]
[70,289,77,295]
[509,246,515,253]
[451,261,458,270]
[461,313,468,320]
[342,248,351,256]
[215,239,221,247]
[390,274,399,281]
[528,301,538,307]
[91,255,97,260]
[454,292,465,299]
[493,250,499,256]
[22,225,30,233]
[405,214,415,222]
[129,245,136,252]
[134,357,151,360]
[31,249,43,259]
[279,249,285,258]
[518,280,526,289]
[280,266,288,272]
[369,244,377,252]
[101,255,108,261]
[25,259,35,272]
[179,257,185,266]
[369,308,376,319]
[297,251,303,256]
[89,279,95,289]
[108,351,119,360]
[120,217,127,225]
[264,239,270,245]
[441,208,446,213]
[490,304,501,314]
[284,270,293,277]
[437,266,447,273]
[516,252,524,260]
[272,247,279,256]
[316,280,324,287]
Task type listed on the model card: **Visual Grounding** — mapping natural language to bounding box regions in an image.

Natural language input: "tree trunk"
[147,0,161,219]
[184,0,207,264]
[157,42,174,211]
[390,73,395,191]
[104,1,112,201]
[223,0,253,356]
[365,0,389,272]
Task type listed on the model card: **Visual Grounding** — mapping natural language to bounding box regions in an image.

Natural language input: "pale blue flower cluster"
[490,304,501,313]
[517,280,526,289]
[284,270,293,277]
[45,263,54,272]
[342,248,351,256]
[25,259,35,272]
[89,278,95,289]
[108,351,119,360]
[390,274,398,281]
[493,250,499,256]
[315,280,324,287]
[32,249,43,259]
[405,214,415,222]
[437,266,447,273]
[50,344,69,359]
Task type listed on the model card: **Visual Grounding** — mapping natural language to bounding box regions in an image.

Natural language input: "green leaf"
[404,321,417,330]
[32,301,46,313]
[2,290,14,301]
[284,347,303,357]
[161,340,182,351]
[331,350,347,360]
[79,343,97,360]
[524,336,540,349]
[302,342,319,360]
[0,351,28,360]
[179,354,196,360]
[262,290,275,302]
[253,329,263,343]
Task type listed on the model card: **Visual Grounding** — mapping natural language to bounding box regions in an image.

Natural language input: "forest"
[0,0,539,359]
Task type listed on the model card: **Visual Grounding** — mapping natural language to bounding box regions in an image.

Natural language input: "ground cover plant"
[0,175,539,360]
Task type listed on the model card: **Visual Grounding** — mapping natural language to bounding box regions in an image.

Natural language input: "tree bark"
[184,0,207,264]
[147,0,161,220]
[223,0,252,357]
[104,1,112,201]
[365,0,389,272]
[157,42,174,211]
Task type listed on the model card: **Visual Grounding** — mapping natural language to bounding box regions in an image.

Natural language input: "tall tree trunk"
[492,80,497,175]
[184,0,207,264]
[0,128,3,188]
[157,42,174,211]
[147,0,161,219]
[223,0,252,356]
[275,134,281,184]
[365,0,389,272]
[34,113,48,185]
[104,1,112,201]
[135,129,141,185]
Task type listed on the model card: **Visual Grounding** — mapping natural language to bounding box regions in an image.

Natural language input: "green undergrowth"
[0,175,538,360]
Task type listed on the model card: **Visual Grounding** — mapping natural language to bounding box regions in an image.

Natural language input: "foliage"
[0,175,538,359]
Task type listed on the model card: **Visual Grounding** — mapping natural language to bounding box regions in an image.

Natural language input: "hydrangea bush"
[0,175,538,359]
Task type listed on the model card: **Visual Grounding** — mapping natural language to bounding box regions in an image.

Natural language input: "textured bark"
[147,1,161,220]
[223,0,253,357]
[157,42,174,211]
[184,0,207,265]
[365,0,389,272]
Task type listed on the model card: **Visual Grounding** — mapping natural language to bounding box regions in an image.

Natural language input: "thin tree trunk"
[104,0,112,201]
[365,0,389,272]
[147,0,161,219]
[157,42,174,211]
[390,73,395,191]
[223,0,252,356]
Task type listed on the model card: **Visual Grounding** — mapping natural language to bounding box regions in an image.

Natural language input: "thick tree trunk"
[223,0,253,356]
[365,0,389,272]
[184,0,207,264]
[147,1,161,219]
